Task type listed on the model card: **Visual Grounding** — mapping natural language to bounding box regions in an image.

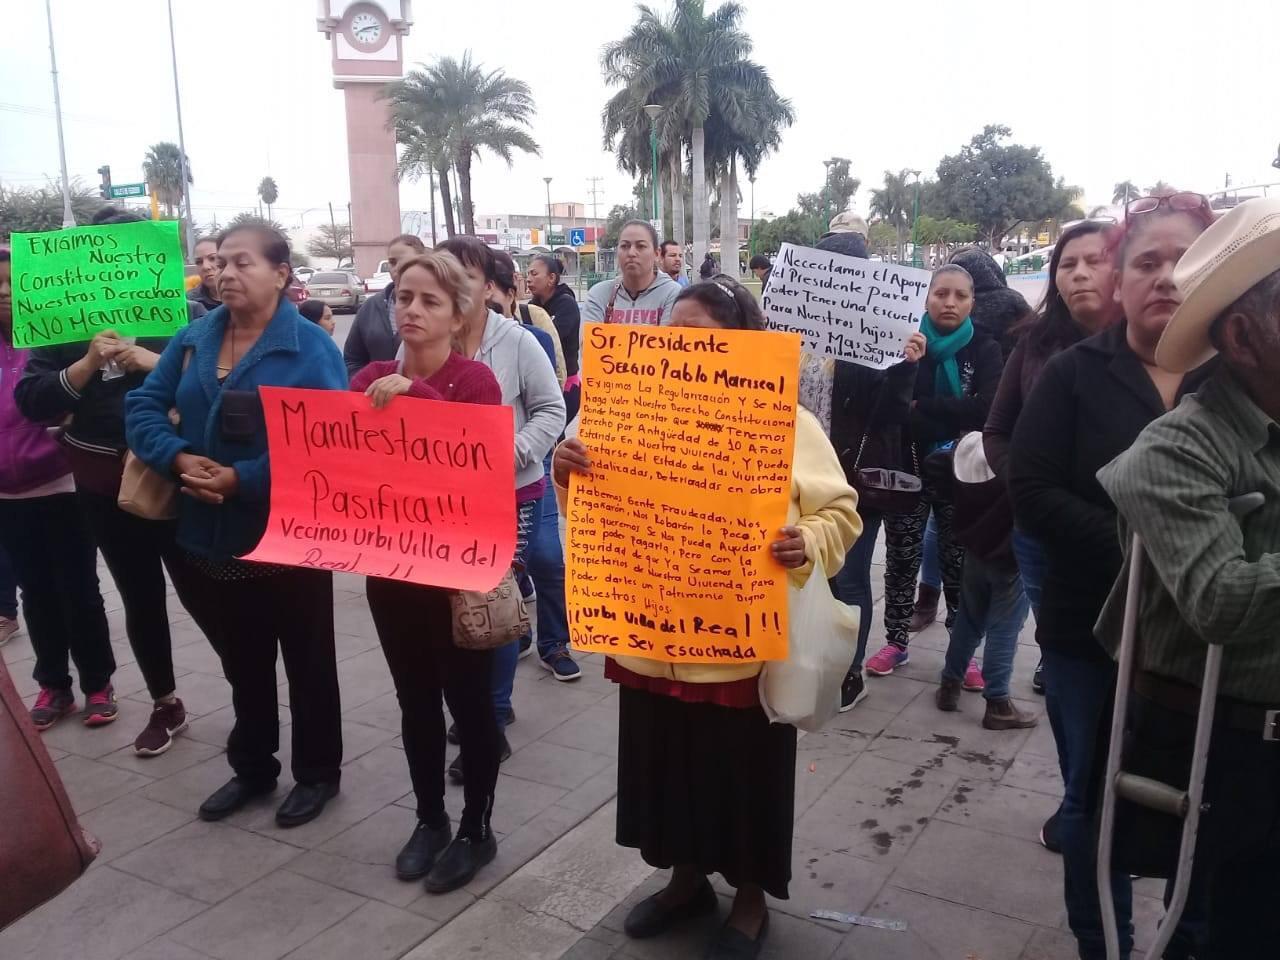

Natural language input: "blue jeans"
[1011,528,1047,619]
[527,475,569,660]
[831,511,882,674]
[491,499,540,726]
[920,509,941,590]
[0,543,17,619]
[941,555,1029,701]
[1040,650,1133,960]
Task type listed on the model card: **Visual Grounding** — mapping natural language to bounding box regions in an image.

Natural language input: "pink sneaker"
[83,685,119,727]
[963,659,986,692]
[865,644,910,677]
[30,687,76,731]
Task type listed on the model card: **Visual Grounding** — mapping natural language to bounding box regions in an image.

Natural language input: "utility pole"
[543,177,553,248]
[587,177,604,224]
[44,0,75,227]
[166,0,194,259]
[328,202,339,265]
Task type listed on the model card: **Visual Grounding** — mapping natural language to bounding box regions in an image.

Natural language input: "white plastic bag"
[759,559,860,731]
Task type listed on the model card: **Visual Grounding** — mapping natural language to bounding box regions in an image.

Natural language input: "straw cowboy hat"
[1157,196,1280,373]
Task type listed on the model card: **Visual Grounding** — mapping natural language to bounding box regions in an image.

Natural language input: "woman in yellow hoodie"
[553,275,859,959]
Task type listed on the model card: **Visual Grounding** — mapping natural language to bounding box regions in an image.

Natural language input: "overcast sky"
[3,0,1279,232]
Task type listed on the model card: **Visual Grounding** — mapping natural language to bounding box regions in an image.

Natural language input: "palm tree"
[257,176,279,222]
[1112,180,1140,205]
[1148,180,1173,195]
[869,169,913,262]
[142,141,191,217]
[386,53,539,237]
[602,90,681,237]
[388,74,457,238]
[602,0,787,269]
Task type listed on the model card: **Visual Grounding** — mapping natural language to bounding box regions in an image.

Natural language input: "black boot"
[198,777,276,822]
[395,820,453,880]
[423,833,497,893]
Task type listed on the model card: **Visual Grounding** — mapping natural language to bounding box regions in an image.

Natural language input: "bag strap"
[519,303,532,326]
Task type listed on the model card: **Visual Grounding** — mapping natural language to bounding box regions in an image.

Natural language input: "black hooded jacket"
[949,248,1032,358]
[531,282,581,377]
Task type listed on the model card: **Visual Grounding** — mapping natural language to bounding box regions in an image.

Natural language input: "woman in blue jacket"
[126,223,348,828]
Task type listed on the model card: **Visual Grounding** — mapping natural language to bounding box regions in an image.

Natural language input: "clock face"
[350,11,383,46]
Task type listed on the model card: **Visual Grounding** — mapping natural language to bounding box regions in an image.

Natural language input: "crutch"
[1097,492,1265,960]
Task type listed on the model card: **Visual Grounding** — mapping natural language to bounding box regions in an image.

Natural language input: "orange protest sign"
[243,387,515,591]
[567,323,801,664]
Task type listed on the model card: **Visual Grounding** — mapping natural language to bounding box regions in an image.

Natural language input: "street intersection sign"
[109,183,147,199]
[568,228,586,247]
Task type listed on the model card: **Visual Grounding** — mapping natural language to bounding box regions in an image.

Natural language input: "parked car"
[364,259,393,294]
[306,271,364,312]
[285,276,309,305]
[294,266,316,283]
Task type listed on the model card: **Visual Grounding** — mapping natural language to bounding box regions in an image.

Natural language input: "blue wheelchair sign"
[568,228,586,247]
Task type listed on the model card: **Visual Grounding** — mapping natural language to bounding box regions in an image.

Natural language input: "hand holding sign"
[761,242,931,369]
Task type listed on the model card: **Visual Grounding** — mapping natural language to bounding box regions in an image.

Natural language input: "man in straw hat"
[1094,196,1280,957]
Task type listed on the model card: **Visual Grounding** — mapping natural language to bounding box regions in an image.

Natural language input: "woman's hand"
[66,331,122,389]
[365,374,413,409]
[903,331,927,363]
[770,525,807,569]
[108,344,161,374]
[179,461,239,505]
[552,438,591,488]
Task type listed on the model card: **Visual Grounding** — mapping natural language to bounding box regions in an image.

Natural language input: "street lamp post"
[166,0,194,260]
[749,173,755,256]
[908,169,922,267]
[543,176,552,248]
[643,104,662,224]
[822,159,835,228]
[44,0,75,227]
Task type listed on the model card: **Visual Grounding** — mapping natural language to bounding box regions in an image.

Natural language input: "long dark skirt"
[616,684,797,899]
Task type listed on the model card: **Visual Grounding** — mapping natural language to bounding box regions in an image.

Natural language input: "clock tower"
[316,1,413,277]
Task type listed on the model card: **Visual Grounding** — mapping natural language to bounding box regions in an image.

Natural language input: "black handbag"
[847,426,923,516]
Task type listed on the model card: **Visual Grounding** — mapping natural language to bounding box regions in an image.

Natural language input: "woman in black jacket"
[1008,191,1215,960]
[16,208,206,758]
[864,265,1004,677]
[527,254,581,424]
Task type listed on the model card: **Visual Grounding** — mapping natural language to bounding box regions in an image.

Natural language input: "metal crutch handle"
[1098,493,1263,960]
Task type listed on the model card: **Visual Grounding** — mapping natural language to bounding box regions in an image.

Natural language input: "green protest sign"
[10,220,189,347]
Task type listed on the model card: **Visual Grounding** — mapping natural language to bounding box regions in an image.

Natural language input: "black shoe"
[275,781,339,828]
[198,777,276,822]
[838,670,867,713]
[396,820,453,881]
[448,736,512,785]
[705,911,769,959]
[1032,659,1046,695]
[423,833,497,893]
[1040,808,1063,854]
[624,877,718,939]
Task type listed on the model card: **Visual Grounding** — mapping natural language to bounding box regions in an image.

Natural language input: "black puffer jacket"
[949,248,1032,358]
[532,282,581,377]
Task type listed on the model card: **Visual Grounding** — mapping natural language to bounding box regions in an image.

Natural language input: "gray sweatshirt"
[579,273,681,373]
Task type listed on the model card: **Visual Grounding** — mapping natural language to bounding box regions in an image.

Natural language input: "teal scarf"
[920,313,974,398]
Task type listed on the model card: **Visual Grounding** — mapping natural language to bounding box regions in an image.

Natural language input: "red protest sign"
[243,387,516,591]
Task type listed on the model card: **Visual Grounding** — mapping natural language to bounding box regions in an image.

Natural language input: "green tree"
[867,221,899,260]
[0,181,106,240]
[226,211,286,234]
[930,125,1061,248]
[602,1,789,271]
[307,222,354,262]
[142,141,192,217]
[1112,180,1140,205]
[602,202,643,249]
[751,210,822,255]
[869,169,914,262]
[386,53,539,237]
[1147,179,1173,195]
[797,159,860,224]
[257,176,279,221]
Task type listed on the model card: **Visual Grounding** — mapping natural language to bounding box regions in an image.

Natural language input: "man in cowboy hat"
[1095,196,1280,957]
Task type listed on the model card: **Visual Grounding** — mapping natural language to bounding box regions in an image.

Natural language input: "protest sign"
[566,323,800,665]
[243,387,516,592]
[10,220,188,348]
[761,242,930,369]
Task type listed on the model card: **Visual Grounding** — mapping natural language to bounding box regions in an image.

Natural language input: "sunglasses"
[1125,192,1210,218]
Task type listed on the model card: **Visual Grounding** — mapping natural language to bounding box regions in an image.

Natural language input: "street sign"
[568,228,586,247]
[109,183,147,199]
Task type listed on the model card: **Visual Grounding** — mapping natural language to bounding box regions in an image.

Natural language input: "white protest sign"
[761,243,931,369]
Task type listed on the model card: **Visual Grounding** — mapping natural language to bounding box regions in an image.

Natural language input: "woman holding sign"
[553,276,860,958]
[350,250,508,894]
[125,223,349,829]
[864,265,1003,677]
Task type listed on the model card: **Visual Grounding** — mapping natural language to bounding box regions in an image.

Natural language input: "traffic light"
[97,165,111,199]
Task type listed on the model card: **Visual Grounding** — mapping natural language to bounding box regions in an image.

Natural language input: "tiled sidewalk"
[1,561,1166,960]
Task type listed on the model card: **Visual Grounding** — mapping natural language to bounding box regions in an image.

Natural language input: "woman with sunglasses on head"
[863,265,1004,678]
[1009,190,1216,960]
[553,276,859,958]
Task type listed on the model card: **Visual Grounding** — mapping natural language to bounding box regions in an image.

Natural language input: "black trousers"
[77,491,180,701]
[0,494,113,694]
[366,576,499,839]
[1121,692,1280,959]
[167,555,342,785]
